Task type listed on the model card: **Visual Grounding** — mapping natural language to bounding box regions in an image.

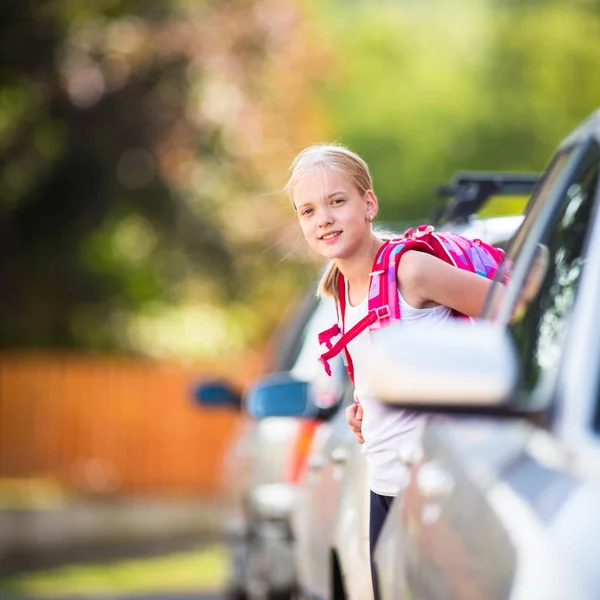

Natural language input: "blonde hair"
[285,144,374,300]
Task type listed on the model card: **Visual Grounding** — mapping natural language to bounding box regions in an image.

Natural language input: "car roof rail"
[431,171,540,225]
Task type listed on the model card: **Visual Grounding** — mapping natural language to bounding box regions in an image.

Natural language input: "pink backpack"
[317,224,507,383]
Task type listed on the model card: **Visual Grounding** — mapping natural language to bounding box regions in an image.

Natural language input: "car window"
[289,296,347,406]
[483,147,582,320]
[271,293,320,372]
[493,147,577,273]
[507,143,600,404]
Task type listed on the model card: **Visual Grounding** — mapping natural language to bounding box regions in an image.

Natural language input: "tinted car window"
[484,147,579,318]
[509,144,599,401]
[290,297,347,406]
[271,293,320,372]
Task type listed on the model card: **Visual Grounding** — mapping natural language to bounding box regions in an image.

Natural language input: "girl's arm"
[397,250,498,318]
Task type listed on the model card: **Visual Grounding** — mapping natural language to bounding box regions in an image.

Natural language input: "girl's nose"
[316,206,333,227]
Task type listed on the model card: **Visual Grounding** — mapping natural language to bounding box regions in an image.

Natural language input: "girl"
[285,144,496,600]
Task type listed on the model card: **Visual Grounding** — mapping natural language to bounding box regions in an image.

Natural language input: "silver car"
[373,109,600,600]
[194,291,345,600]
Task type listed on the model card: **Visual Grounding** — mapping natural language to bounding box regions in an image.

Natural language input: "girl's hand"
[346,395,364,444]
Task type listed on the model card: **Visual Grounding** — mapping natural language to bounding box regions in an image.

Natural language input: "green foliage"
[3,0,600,357]
[0,0,323,356]
[311,0,600,221]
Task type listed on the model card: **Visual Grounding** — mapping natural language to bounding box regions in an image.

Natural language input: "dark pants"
[369,491,395,600]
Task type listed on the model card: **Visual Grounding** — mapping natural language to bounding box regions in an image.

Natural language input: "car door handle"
[397,439,423,467]
[330,446,350,465]
[307,455,325,471]
[416,461,454,499]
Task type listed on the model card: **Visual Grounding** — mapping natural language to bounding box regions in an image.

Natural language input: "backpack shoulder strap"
[318,238,435,381]
[366,236,435,331]
[317,265,369,385]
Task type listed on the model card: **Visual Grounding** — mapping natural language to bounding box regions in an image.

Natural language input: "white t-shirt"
[344,283,452,496]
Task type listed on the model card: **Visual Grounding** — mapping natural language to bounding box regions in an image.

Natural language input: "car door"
[246,293,343,493]
[292,385,355,598]
[380,139,600,600]
[292,383,373,600]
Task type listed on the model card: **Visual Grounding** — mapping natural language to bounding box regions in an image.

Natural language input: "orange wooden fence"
[0,351,266,497]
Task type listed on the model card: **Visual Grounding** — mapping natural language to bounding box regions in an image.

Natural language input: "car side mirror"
[191,380,242,410]
[369,320,519,410]
[246,373,317,419]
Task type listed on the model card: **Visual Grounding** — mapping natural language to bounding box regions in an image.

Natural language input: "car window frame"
[489,139,600,416]
[485,139,594,326]
[550,170,600,456]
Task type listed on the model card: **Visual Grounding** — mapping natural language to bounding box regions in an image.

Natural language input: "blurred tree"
[4,0,600,358]
[0,0,328,356]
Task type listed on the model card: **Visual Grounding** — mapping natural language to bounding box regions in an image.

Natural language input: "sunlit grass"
[0,544,228,598]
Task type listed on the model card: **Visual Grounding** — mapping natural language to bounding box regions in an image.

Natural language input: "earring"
[368,215,374,222]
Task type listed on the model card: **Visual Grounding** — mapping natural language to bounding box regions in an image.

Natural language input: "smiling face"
[293,167,377,260]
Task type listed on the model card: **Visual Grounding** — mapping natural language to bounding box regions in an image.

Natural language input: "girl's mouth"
[320,231,342,243]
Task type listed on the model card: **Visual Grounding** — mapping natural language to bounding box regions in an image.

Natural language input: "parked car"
[194,290,346,600]
[247,173,530,600]
[369,108,600,600]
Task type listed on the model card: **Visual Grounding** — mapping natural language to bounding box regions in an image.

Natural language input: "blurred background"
[1,0,600,597]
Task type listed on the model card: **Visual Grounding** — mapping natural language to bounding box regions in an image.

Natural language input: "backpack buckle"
[318,324,341,350]
[373,306,391,321]
[414,224,434,238]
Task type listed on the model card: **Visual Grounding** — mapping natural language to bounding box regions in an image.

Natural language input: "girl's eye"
[331,197,345,205]
[301,208,313,216]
